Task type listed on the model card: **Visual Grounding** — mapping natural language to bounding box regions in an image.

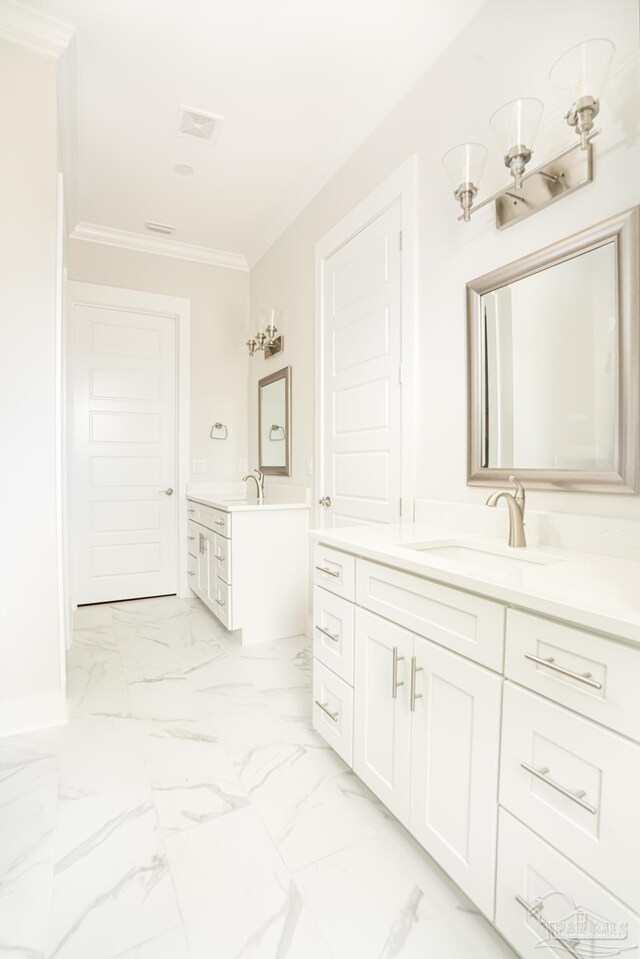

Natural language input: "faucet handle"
[509,475,525,513]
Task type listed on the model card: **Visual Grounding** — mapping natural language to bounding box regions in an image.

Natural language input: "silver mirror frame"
[467,207,640,493]
[258,365,291,476]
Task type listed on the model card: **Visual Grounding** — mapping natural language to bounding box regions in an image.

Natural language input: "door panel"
[409,635,502,918]
[70,286,177,604]
[353,608,413,824]
[320,201,402,526]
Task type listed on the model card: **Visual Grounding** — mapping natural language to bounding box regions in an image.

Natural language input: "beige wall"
[249,0,640,520]
[67,242,250,483]
[0,40,63,733]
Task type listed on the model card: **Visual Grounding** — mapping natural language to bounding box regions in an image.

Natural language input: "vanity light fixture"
[246,308,284,358]
[443,38,615,228]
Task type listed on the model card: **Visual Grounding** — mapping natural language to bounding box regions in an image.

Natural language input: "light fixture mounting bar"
[458,135,595,229]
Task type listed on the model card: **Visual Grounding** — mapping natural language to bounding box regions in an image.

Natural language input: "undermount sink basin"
[405,539,559,574]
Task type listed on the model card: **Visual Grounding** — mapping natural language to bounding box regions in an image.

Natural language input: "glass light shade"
[264,307,282,338]
[442,143,488,193]
[489,98,544,155]
[549,38,615,102]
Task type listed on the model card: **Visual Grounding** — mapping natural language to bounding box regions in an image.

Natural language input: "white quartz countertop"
[310,522,640,645]
[188,492,310,513]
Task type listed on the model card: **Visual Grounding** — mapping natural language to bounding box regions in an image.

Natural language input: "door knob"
[318,496,332,507]
[159,488,174,495]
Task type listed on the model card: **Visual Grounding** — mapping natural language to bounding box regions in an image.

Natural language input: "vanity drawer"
[210,577,232,629]
[212,532,231,585]
[313,544,356,601]
[505,609,640,740]
[187,521,199,558]
[495,810,639,959]
[500,682,640,912]
[313,587,355,685]
[187,500,230,538]
[356,559,505,671]
[313,660,353,766]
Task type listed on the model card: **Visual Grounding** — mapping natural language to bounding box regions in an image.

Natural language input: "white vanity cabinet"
[188,496,309,644]
[311,535,640,955]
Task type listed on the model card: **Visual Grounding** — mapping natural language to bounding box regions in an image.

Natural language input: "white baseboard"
[0,689,67,739]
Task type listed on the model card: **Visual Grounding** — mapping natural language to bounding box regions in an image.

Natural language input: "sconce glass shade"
[442,142,487,193]
[489,98,544,156]
[442,143,487,222]
[263,307,282,343]
[549,38,615,103]
[489,97,543,187]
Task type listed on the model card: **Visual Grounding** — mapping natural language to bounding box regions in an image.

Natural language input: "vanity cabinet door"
[409,636,502,919]
[353,609,413,825]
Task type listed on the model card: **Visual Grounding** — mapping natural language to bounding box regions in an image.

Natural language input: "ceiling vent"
[145,220,175,236]
[176,106,224,146]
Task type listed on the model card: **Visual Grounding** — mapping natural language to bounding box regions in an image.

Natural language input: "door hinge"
[399,231,403,251]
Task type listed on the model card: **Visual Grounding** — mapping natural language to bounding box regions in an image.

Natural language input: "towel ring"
[210,422,228,440]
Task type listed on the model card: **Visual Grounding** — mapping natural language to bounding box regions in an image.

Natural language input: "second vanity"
[310,522,640,958]
[187,491,309,644]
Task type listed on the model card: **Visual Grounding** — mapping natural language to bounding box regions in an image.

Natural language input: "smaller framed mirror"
[258,366,291,476]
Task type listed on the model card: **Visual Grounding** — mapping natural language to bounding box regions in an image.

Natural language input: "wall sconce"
[247,308,284,358]
[443,38,615,229]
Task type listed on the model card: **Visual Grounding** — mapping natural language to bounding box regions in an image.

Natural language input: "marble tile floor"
[0,596,517,959]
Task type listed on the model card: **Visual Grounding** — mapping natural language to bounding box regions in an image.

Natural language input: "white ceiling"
[25,0,484,265]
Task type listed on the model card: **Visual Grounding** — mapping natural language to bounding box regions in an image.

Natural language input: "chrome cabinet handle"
[187,535,195,541]
[214,519,225,527]
[392,645,405,699]
[188,570,195,577]
[198,532,205,555]
[316,625,339,643]
[525,653,602,690]
[515,895,581,958]
[187,507,195,513]
[159,488,174,495]
[520,762,597,814]
[215,598,226,607]
[410,656,423,711]
[314,700,339,722]
[315,565,340,578]
[318,496,332,507]
[215,552,225,561]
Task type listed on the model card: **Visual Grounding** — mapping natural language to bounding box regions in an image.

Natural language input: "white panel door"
[353,608,413,825]
[70,287,177,604]
[320,201,402,526]
[409,635,503,918]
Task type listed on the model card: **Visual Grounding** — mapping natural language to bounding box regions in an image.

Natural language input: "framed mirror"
[258,366,291,476]
[467,207,639,493]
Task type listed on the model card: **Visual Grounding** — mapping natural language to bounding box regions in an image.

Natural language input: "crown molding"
[0,0,75,58]
[70,222,249,272]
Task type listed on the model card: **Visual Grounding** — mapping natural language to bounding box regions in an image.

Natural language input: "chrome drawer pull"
[410,656,423,712]
[215,598,226,607]
[214,519,225,527]
[392,645,405,699]
[315,565,340,578]
[187,535,195,541]
[316,625,340,642]
[314,700,339,722]
[187,507,195,513]
[515,895,581,958]
[215,552,225,561]
[520,762,597,815]
[525,653,602,690]
[188,570,195,577]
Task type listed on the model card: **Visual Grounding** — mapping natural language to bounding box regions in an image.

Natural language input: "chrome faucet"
[242,468,265,504]
[486,475,526,548]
